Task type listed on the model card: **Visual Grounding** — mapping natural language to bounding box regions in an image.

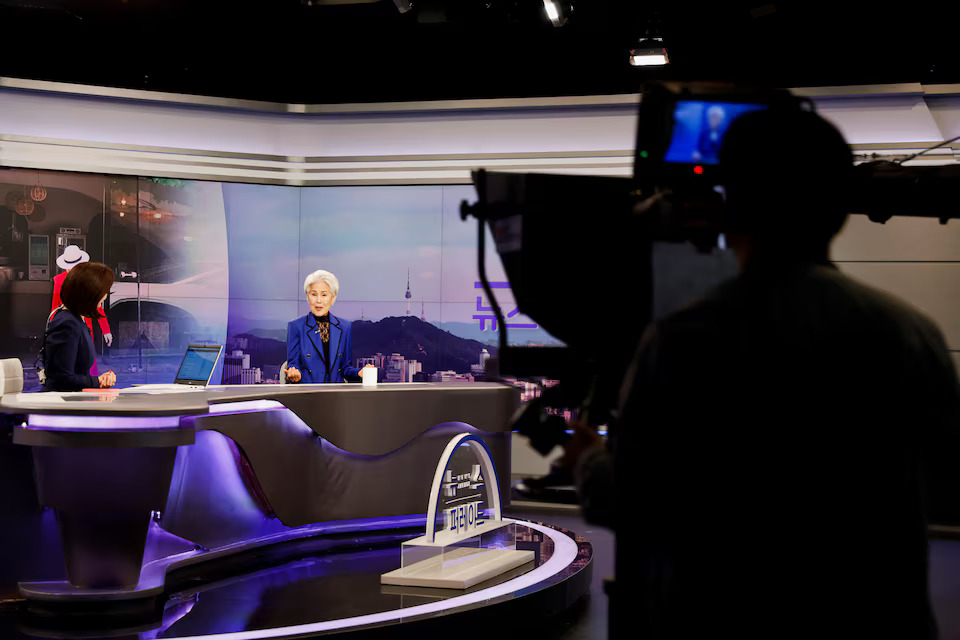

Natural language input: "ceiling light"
[543,0,563,27]
[629,38,669,66]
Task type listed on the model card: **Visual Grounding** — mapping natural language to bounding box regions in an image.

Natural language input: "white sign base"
[380,547,534,590]
[381,433,535,590]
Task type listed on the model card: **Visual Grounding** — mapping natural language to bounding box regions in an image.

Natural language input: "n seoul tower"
[405,268,412,315]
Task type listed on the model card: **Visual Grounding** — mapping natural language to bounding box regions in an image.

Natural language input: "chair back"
[0,358,24,396]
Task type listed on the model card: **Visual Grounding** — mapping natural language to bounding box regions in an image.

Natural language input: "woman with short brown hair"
[43,262,117,391]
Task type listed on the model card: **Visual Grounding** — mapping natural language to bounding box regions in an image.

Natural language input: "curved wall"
[1,79,958,186]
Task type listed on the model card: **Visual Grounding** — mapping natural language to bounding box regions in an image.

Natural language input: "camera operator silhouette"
[565,106,960,639]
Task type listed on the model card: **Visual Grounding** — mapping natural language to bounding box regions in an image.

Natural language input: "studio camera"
[461,80,960,467]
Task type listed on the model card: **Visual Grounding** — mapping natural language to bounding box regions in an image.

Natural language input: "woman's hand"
[285,367,302,383]
[98,370,116,388]
[359,364,376,378]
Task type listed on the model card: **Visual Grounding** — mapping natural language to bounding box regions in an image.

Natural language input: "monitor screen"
[663,100,767,165]
[175,345,222,385]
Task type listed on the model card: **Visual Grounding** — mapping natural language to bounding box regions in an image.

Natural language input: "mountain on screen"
[352,316,494,375]
[234,316,495,375]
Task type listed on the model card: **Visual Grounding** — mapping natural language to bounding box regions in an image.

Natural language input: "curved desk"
[0,382,518,601]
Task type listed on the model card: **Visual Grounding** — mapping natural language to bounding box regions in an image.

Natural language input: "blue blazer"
[43,308,99,392]
[286,313,360,384]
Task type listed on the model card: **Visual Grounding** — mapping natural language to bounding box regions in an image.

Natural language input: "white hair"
[303,270,340,297]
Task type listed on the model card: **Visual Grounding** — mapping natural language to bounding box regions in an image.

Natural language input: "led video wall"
[0,168,559,391]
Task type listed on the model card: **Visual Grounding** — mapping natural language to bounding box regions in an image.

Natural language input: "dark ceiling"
[0,0,955,104]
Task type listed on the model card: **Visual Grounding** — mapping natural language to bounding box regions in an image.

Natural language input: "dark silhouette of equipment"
[460,79,960,640]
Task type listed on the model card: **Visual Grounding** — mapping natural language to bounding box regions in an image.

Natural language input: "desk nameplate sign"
[380,433,533,589]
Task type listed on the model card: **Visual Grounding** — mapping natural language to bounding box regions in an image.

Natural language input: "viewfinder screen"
[663,100,767,165]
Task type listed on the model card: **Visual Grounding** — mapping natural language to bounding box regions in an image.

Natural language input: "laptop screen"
[175,345,222,385]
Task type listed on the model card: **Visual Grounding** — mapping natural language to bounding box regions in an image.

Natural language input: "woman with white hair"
[284,270,371,384]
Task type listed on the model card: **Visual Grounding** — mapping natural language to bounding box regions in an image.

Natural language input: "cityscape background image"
[0,169,562,392]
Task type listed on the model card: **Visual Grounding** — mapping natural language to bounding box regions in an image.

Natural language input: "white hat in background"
[56,245,90,271]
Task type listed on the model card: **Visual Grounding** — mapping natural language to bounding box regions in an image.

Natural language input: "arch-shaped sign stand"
[381,433,534,589]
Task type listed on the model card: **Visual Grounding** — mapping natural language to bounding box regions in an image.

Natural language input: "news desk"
[0,382,518,602]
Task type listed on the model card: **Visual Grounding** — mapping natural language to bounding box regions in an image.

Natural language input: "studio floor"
[506,505,960,640]
[2,505,958,639]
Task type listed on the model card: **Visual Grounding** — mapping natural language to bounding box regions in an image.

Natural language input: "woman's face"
[98,293,108,308]
[306,280,335,317]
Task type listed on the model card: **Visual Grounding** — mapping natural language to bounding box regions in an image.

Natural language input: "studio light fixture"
[543,0,564,27]
[629,37,669,66]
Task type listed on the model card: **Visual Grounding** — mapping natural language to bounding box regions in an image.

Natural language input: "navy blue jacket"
[286,313,360,383]
[43,308,98,392]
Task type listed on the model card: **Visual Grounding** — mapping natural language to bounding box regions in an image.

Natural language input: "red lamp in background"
[14,198,34,216]
[30,171,47,202]
[15,186,34,216]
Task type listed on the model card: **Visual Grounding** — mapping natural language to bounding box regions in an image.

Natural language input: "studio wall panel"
[833,215,960,263]
[0,90,293,155]
[815,94,944,145]
[836,262,960,350]
[5,81,956,187]
[927,96,960,141]
[0,87,638,160]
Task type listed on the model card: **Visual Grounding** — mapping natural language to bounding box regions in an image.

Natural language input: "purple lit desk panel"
[0,382,518,601]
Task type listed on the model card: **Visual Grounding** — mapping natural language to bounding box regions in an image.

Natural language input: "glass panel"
[0,168,116,390]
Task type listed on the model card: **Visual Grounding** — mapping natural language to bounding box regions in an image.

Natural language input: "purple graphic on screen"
[472,282,537,331]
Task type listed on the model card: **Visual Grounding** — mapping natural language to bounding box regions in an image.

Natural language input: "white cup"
[361,367,378,387]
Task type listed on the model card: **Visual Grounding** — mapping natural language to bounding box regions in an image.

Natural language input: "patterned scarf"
[313,315,330,342]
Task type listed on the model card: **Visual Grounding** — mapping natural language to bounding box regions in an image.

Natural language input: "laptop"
[125,344,224,392]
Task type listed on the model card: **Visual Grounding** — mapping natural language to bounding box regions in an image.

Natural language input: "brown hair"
[60,262,114,318]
